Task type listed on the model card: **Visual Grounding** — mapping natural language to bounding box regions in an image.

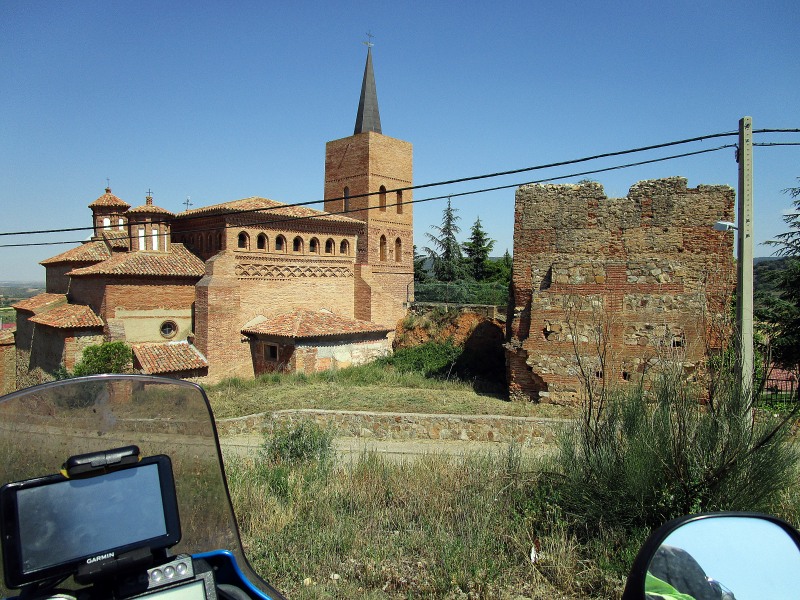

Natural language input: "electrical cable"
[0,128,751,238]
[0,127,797,246]
[0,143,736,249]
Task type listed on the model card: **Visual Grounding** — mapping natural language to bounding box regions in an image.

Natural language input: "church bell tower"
[324,44,413,327]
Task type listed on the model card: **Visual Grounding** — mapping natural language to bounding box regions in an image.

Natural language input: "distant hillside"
[0,283,45,309]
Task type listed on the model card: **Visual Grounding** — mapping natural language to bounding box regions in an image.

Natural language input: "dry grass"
[204,365,577,421]
[226,439,626,599]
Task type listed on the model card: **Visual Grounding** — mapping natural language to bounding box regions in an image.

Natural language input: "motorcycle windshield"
[0,374,279,598]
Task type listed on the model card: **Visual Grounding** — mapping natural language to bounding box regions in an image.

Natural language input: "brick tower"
[323,45,413,327]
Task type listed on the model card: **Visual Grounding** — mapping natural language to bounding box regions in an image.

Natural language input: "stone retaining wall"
[217,409,566,446]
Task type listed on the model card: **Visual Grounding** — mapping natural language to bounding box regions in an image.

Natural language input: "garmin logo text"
[87,553,115,564]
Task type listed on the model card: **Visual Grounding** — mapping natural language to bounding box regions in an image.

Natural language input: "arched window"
[309,237,319,253]
[152,228,159,251]
[395,238,402,262]
[257,233,268,250]
[325,238,335,254]
[237,231,249,249]
[379,185,387,211]
[118,217,125,230]
[396,190,403,214]
[275,235,286,252]
[218,234,223,249]
[379,235,387,261]
[343,186,350,213]
[293,236,303,253]
[207,234,213,251]
[102,217,111,229]
[339,239,349,255]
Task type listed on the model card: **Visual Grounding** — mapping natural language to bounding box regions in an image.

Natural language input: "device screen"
[145,579,207,600]
[16,463,167,574]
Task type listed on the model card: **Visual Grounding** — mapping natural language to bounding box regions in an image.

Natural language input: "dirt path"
[220,433,550,461]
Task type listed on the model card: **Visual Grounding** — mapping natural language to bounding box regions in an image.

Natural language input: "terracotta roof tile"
[242,309,391,339]
[132,342,208,375]
[88,188,130,209]
[40,241,111,265]
[29,304,104,329]
[102,230,131,250]
[68,243,205,278]
[127,203,175,217]
[178,196,362,226]
[0,329,15,345]
[12,293,67,313]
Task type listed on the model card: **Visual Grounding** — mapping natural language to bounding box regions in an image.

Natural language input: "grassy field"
[205,363,577,420]
[211,360,800,599]
[227,437,628,600]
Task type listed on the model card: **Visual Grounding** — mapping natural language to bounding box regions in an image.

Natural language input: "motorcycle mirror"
[622,512,800,600]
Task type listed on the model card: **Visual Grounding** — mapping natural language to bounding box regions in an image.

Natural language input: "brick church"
[5,47,413,387]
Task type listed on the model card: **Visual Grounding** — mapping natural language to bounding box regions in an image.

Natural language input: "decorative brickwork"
[506,178,735,403]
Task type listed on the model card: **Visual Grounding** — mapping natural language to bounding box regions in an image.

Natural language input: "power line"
[0,128,750,238]
[0,143,736,249]
[1,128,797,246]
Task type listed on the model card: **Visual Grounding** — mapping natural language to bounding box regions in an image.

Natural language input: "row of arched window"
[342,185,404,214]
[379,235,404,263]
[237,232,351,256]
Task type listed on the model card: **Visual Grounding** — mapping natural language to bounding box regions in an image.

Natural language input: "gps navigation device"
[0,454,181,589]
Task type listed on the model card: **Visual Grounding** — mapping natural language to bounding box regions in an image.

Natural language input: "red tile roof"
[0,329,15,345]
[127,204,175,217]
[178,196,362,226]
[12,293,67,313]
[40,241,111,266]
[68,243,205,278]
[242,309,391,339]
[102,230,131,250]
[132,342,208,375]
[88,188,130,209]
[29,304,104,329]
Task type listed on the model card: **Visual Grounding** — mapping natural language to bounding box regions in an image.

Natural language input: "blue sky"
[1,0,798,282]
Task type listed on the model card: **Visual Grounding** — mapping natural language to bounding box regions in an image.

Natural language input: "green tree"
[486,249,512,285]
[413,244,430,282]
[761,179,800,372]
[462,217,495,281]
[72,341,132,376]
[424,198,465,282]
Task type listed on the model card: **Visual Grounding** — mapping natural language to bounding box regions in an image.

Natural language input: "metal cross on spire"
[363,31,375,48]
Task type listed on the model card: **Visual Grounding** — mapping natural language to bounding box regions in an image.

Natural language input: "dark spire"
[354,44,382,135]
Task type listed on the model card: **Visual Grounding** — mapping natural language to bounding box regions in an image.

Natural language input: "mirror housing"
[623,512,800,600]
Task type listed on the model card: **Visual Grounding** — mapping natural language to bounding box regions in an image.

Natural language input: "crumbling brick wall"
[506,178,735,403]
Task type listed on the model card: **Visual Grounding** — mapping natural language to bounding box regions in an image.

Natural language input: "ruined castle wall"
[506,178,735,403]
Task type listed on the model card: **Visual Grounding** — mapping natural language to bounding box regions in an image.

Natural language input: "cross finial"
[363,31,374,48]
[183,196,193,211]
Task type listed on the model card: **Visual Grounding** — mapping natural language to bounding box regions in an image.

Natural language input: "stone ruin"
[505,177,735,403]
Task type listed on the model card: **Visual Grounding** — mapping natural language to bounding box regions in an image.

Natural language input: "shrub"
[378,340,461,378]
[72,341,132,376]
[261,421,334,467]
[549,360,800,535]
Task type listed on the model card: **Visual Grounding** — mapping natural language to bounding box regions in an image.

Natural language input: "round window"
[160,320,178,339]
